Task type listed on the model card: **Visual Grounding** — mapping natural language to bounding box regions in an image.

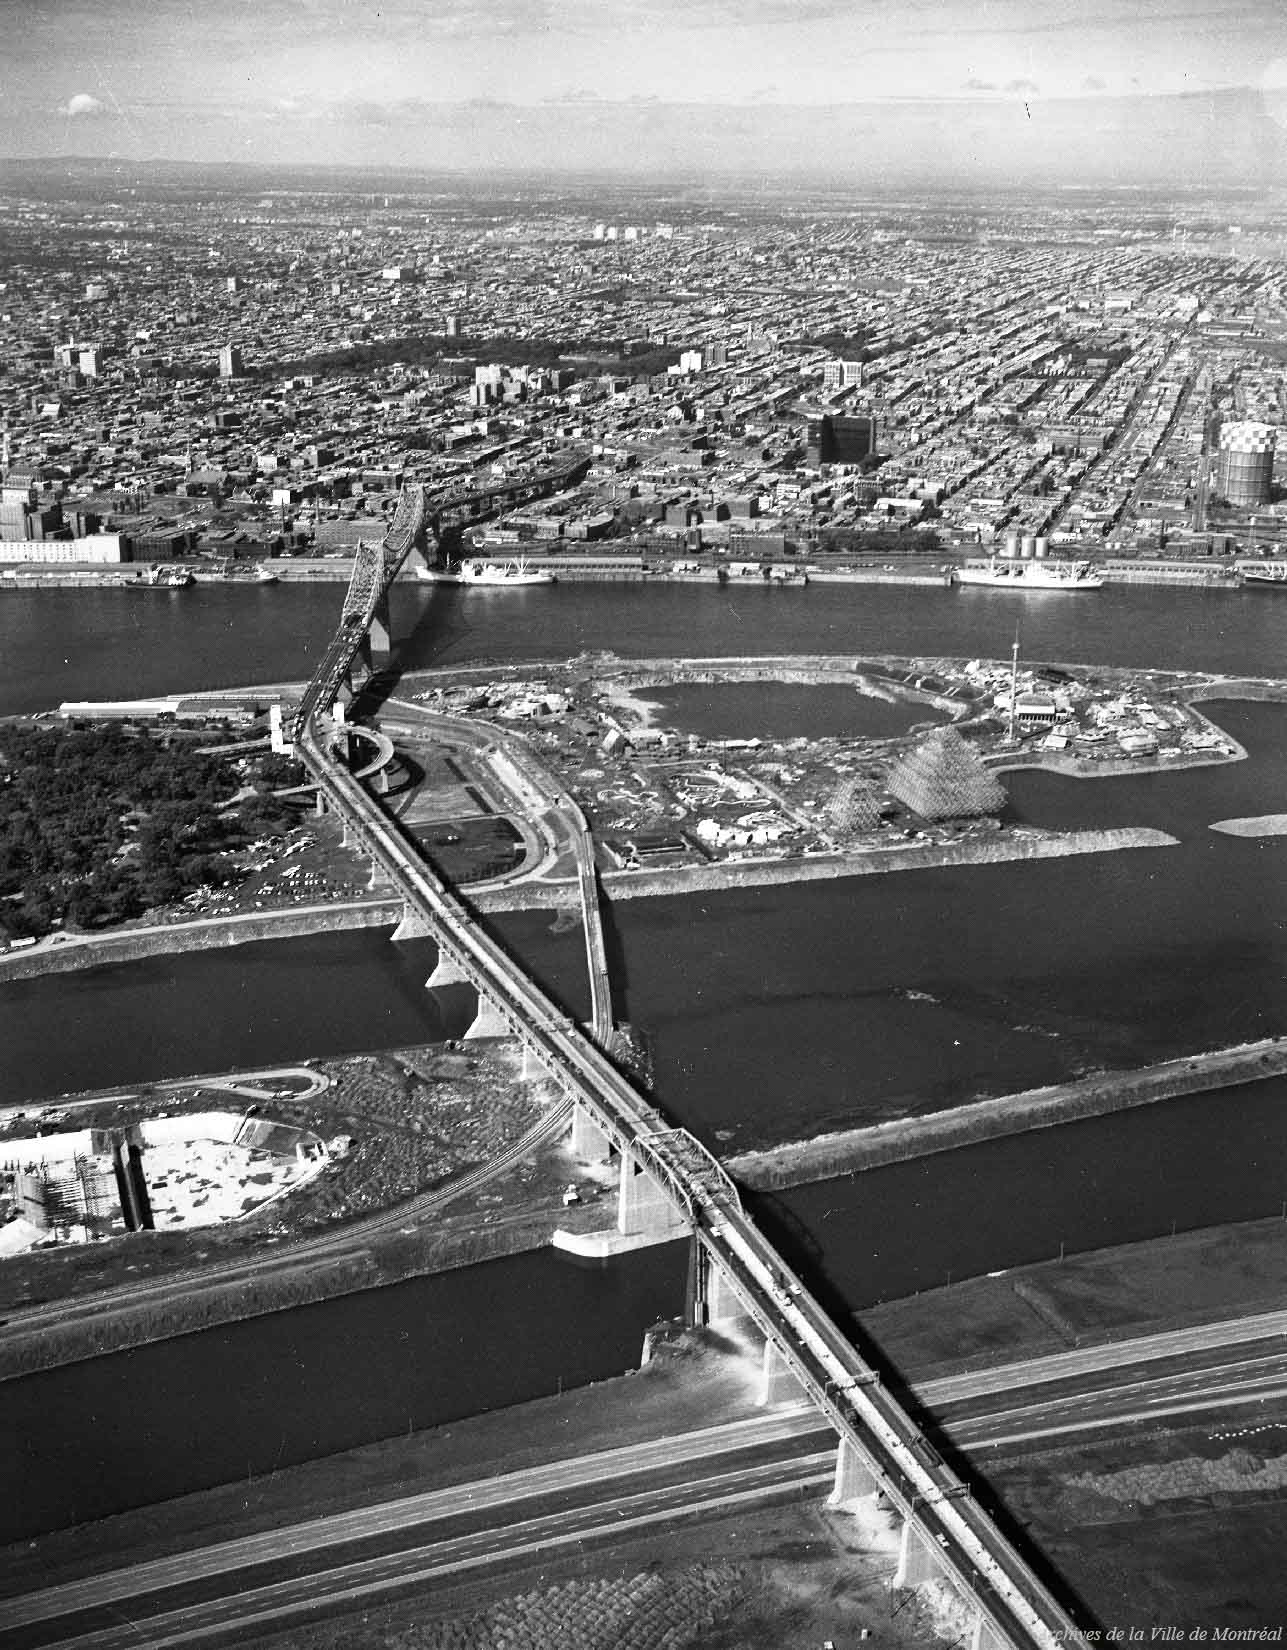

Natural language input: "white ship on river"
[954,558,1104,591]
[414,557,555,587]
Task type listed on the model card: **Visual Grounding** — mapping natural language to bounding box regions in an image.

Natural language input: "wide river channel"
[3,576,1287,1540]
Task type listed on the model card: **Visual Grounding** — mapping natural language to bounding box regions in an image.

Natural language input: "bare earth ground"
[858,1215,1287,1378]
[981,1417,1287,1633]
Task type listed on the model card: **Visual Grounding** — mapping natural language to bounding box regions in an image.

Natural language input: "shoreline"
[728,1036,1287,1189]
[6,1033,1283,1380]
[0,827,1178,981]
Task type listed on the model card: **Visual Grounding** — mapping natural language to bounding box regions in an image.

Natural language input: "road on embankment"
[8,1309,1287,1650]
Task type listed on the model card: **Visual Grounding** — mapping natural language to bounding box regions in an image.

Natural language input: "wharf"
[808,568,953,586]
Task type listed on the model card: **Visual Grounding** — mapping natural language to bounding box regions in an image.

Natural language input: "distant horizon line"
[2,153,1284,193]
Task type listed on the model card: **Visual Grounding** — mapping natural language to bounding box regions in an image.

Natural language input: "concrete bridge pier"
[569,1102,612,1162]
[829,1436,882,1505]
[391,905,435,942]
[757,1340,804,1406]
[617,1148,689,1240]
[894,1517,947,1590]
[426,948,468,986]
[462,990,509,1041]
[367,592,392,664]
[969,1613,1010,1650]
[686,1240,754,1334]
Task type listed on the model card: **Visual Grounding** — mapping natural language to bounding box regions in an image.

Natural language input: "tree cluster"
[0,723,297,939]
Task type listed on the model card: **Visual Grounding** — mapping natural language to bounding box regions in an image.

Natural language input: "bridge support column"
[617,1148,688,1239]
[368,593,392,664]
[687,1243,749,1331]
[463,991,509,1040]
[570,1102,612,1162]
[829,1437,881,1506]
[894,1517,944,1590]
[391,906,434,942]
[969,1613,1009,1650]
[427,949,468,987]
[757,1340,803,1407]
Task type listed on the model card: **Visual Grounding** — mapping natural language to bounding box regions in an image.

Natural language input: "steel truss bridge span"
[292,457,589,741]
[291,703,1090,1650]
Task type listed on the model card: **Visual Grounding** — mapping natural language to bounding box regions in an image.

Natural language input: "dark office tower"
[806,414,877,467]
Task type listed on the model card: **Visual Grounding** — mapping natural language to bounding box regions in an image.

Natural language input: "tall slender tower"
[1008,631,1020,744]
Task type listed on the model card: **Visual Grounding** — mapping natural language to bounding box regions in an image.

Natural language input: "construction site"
[407,653,1246,877]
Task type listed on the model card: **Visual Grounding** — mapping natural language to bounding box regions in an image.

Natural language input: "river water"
[0,579,1282,716]
[3,579,1287,1538]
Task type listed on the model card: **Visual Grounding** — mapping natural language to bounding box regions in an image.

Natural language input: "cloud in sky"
[0,0,1280,173]
[63,92,108,118]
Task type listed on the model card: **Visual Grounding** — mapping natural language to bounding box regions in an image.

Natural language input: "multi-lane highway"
[8,1311,1285,1650]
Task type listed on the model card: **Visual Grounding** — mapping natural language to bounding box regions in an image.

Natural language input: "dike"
[595,826,1177,901]
[0,828,1178,977]
[728,1036,1287,1190]
[0,1207,562,1383]
[0,899,403,982]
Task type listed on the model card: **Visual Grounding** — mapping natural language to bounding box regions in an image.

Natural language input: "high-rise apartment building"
[807,414,877,467]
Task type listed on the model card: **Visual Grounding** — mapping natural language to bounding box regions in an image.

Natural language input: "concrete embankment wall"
[0,901,404,983]
[596,827,1175,902]
[0,828,1177,977]
[728,1037,1287,1190]
[0,1214,562,1383]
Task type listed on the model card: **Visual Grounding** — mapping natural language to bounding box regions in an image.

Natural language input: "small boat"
[414,557,555,587]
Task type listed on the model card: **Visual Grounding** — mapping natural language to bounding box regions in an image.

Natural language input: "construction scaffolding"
[885,726,1007,822]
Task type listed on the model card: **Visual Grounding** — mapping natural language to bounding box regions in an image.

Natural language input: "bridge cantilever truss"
[292,455,590,743]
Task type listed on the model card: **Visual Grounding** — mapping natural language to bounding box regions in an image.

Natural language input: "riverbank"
[0,826,1179,980]
[729,1036,1287,1189]
[9,1211,1287,1643]
[0,1125,617,1381]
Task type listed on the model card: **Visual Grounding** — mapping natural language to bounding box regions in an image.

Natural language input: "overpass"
[287,484,1093,1650]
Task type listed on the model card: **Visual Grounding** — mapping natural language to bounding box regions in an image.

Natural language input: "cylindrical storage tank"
[1216,421,1276,508]
[1034,537,1048,558]
[1020,534,1036,558]
[1002,533,1019,559]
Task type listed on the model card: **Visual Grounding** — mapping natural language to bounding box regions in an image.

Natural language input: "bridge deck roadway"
[286,475,1090,1650]
[294,713,1089,1650]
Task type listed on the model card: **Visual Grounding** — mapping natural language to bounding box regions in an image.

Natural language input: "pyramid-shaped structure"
[886,726,1007,822]
[826,777,885,832]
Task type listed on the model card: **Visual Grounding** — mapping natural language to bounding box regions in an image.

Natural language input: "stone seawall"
[0,900,403,982]
[728,1037,1287,1190]
[0,828,1177,977]
[595,826,1176,901]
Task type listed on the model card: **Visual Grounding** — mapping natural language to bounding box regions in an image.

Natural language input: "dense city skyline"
[5,0,1287,181]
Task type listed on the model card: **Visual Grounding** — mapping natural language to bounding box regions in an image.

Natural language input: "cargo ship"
[954,558,1103,591]
[415,557,555,587]
[1240,563,1287,588]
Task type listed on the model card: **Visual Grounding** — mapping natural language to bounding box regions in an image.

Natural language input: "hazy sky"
[4,0,1287,181]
